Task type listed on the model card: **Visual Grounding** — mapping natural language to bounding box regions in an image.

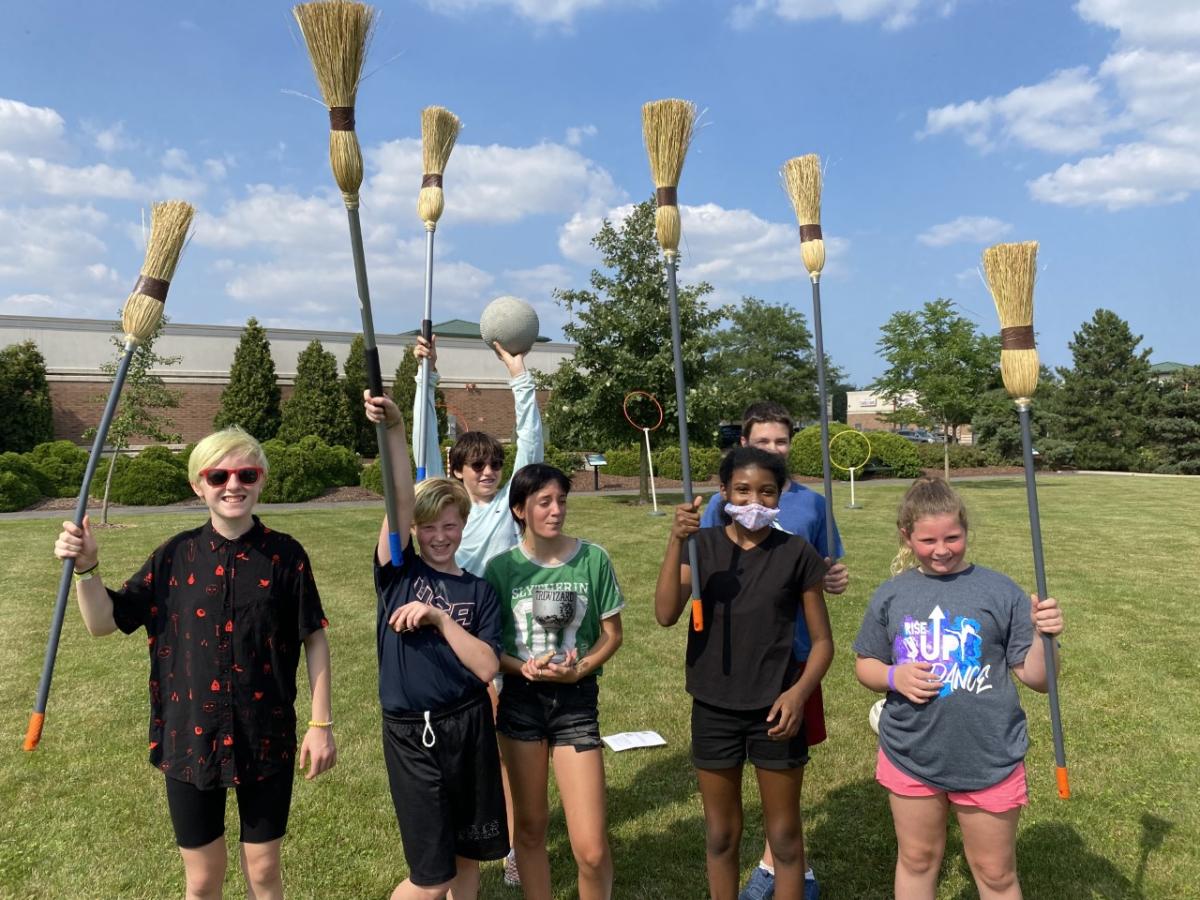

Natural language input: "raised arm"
[365,391,414,564]
[495,343,544,469]
[411,335,445,478]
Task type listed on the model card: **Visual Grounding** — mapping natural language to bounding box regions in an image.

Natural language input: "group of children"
[53,338,1063,900]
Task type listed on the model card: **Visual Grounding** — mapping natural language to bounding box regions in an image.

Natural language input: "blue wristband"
[887,665,896,691]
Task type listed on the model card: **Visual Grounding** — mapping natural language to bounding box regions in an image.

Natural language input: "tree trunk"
[638,437,650,504]
[943,426,951,482]
[101,439,121,525]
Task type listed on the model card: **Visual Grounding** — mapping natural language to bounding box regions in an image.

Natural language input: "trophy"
[532,587,578,665]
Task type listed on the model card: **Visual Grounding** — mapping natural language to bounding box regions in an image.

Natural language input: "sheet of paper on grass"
[602,730,666,752]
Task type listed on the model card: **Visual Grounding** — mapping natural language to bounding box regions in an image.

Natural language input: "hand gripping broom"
[982,240,1070,799]
[783,155,838,566]
[642,98,704,632]
[414,106,460,480]
[25,200,195,751]
[293,1,402,563]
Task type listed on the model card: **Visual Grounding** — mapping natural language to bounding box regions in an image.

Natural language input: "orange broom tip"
[23,712,44,751]
[1056,766,1071,799]
[690,598,704,632]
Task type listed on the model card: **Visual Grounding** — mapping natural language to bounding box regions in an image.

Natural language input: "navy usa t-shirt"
[374,541,502,714]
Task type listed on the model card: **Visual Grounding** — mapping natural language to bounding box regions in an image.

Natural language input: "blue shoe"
[738,866,775,900]
[805,871,820,900]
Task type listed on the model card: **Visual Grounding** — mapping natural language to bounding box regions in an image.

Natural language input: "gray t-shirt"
[854,564,1034,792]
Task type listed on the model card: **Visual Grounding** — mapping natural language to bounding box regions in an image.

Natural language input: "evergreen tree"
[342,335,373,456]
[1056,309,1153,471]
[278,340,355,447]
[391,344,448,442]
[971,367,1074,468]
[213,317,281,440]
[1148,366,1200,474]
[540,199,722,501]
[0,340,54,452]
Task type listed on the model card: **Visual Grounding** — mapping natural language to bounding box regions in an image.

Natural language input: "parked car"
[896,428,939,443]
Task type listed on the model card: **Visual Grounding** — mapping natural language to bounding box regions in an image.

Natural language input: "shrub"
[295,435,360,487]
[598,444,720,481]
[137,444,189,473]
[0,470,41,512]
[912,442,998,470]
[259,440,326,504]
[790,425,922,481]
[543,445,584,474]
[105,457,192,505]
[28,440,89,497]
[0,341,54,453]
[359,459,383,496]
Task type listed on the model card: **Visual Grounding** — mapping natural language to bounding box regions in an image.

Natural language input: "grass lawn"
[1,474,1197,898]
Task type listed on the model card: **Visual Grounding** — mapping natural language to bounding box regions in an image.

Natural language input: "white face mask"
[723,501,779,531]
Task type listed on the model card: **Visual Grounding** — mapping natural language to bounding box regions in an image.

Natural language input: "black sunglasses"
[467,459,505,473]
[199,467,264,487]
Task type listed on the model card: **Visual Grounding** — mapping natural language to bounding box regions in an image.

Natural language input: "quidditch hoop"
[623,391,665,432]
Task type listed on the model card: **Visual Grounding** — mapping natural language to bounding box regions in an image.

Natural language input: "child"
[701,401,847,899]
[484,464,624,900]
[853,476,1063,900]
[53,426,335,900]
[656,446,833,900]
[365,391,509,900]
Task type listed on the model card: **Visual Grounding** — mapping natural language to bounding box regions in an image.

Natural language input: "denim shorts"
[496,674,602,752]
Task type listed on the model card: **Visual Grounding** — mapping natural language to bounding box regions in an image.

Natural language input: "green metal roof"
[1150,361,1192,375]
[398,318,551,342]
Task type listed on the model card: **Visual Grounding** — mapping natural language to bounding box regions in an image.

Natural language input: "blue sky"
[1,0,1197,385]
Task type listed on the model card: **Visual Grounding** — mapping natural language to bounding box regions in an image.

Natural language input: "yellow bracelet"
[307,720,333,728]
[73,563,99,581]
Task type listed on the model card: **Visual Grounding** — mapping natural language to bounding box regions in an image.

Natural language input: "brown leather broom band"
[132,274,169,303]
[800,224,823,242]
[421,174,443,188]
[329,107,356,131]
[1001,325,1036,350]
[656,186,678,207]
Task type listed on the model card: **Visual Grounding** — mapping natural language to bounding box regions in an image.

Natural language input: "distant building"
[845,389,974,443]
[1149,361,1194,385]
[0,315,574,446]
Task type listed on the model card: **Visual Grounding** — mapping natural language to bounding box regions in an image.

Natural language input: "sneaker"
[738,866,774,900]
[805,871,820,900]
[503,849,521,887]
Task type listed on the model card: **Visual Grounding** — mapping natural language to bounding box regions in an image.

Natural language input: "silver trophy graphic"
[532,587,578,665]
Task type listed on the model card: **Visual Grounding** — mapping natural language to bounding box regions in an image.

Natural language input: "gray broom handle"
[416,229,434,480]
[1019,404,1069,795]
[347,208,403,564]
[665,256,702,611]
[811,278,837,559]
[27,342,135,749]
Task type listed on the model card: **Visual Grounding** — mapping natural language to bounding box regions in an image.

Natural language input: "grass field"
[1,474,1197,899]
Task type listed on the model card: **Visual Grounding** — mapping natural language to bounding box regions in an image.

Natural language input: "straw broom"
[982,239,1070,800]
[642,98,705,632]
[25,200,194,751]
[782,155,838,568]
[414,106,460,481]
[293,1,404,563]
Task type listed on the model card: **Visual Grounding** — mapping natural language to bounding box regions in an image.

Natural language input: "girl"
[854,476,1063,900]
[484,464,624,900]
[53,427,335,900]
[655,446,832,900]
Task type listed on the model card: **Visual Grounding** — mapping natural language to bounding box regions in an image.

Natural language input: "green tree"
[539,199,723,502]
[278,340,355,448]
[391,346,448,445]
[869,299,999,480]
[705,297,839,424]
[971,367,1074,468]
[86,319,182,523]
[213,317,281,440]
[342,335,373,456]
[0,340,54,452]
[1148,366,1200,474]
[1056,309,1153,471]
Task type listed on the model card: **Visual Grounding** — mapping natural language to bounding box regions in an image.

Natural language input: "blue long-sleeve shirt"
[413,369,544,577]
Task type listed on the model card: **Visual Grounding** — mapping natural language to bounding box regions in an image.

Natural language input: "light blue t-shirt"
[701,480,843,660]
[413,369,544,577]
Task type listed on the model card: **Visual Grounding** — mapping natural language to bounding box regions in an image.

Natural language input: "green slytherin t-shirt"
[484,539,624,675]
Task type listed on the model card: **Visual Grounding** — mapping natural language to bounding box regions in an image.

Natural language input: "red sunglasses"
[199,466,264,487]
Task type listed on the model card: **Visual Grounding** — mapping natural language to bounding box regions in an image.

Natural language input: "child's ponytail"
[890,476,969,575]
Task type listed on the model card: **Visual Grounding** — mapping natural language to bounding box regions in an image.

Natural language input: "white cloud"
[192,185,346,250]
[161,147,194,174]
[917,215,1012,247]
[423,0,655,27]
[565,124,598,147]
[0,98,67,158]
[90,121,133,154]
[1029,142,1200,209]
[731,0,953,30]
[1076,0,1200,46]
[921,67,1111,154]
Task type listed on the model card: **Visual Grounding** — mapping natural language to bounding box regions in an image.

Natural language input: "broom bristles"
[982,241,1040,400]
[122,200,195,346]
[782,155,825,276]
[293,1,375,205]
[642,99,696,254]
[418,106,462,227]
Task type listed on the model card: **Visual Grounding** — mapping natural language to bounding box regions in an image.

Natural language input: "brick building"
[0,315,574,447]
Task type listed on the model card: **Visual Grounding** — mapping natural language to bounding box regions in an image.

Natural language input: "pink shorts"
[875,748,1028,813]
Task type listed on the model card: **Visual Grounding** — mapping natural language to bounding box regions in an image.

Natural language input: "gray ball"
[480,295,540,355]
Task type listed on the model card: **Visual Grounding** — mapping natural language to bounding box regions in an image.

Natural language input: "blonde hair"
[891,476,969,575]
[188,427,268,484]
[413,477,470,527]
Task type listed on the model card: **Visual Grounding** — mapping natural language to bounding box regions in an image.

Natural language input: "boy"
[700,402,847,900]
[53,426,335,900]
[365,390,508,900]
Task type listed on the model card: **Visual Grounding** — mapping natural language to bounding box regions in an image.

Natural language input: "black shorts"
[382,690,509,887]
[690,698,809,771]
[496,674,602,752]
[164,770,293,849]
